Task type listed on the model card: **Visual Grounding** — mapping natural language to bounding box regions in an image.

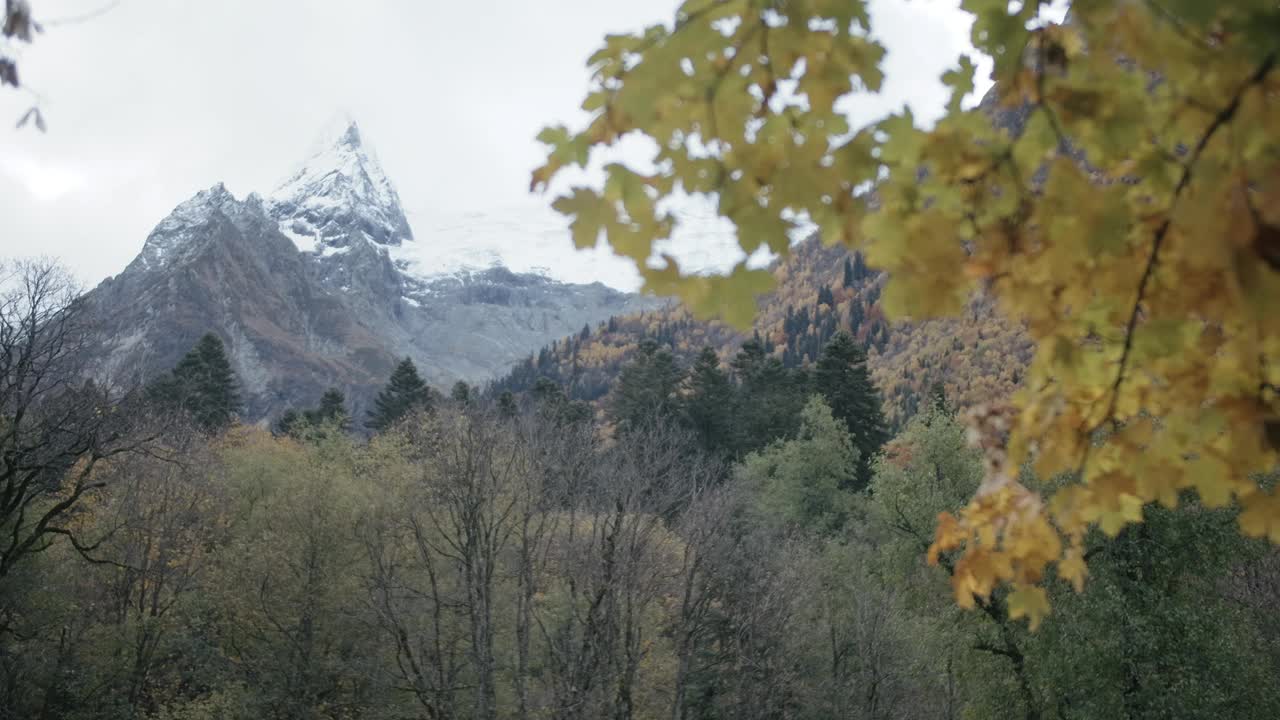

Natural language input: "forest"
[2,258,1279,720]
[6,0,1280,718]
[493,244,1031,429]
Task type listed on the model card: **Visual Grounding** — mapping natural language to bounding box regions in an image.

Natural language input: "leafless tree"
[0,259,152,589]
[508,402,596,720]
[409,405,524,720]
[668,482,737,720]
[97,426,220,713]
[361,415,469,720]
[533,421,711,720]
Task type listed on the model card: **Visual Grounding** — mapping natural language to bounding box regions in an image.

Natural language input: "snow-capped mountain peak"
[268,120,413,251]
[134,182,257,270]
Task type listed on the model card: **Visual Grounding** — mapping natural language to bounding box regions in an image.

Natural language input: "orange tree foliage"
[535,0,1280,628]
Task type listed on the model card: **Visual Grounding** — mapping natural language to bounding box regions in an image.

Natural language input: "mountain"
[86,121,660,422]
[492,238,1032,428]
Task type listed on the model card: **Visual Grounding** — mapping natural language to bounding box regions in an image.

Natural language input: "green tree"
[497,390,519,418]
[306,388,349,430]
[367,357,432,431]
[611,338,682,433]
[535,0,1280,614]
[739,396,857,535]
[814,332,887,490]
[928,380,952,417]
[274,409,301,436]
[451,380,472,405]
[152,332,240,432]
[731,339,807,454]
[681,347,735,459]
[1020,504,1280,720]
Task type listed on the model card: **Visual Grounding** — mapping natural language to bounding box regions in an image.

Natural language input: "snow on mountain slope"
[268,120,414,250]
[266,118,785,294]
[394,199,782,293]
[86,118,665,421]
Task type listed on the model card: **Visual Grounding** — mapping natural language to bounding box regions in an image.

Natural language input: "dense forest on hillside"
[493,242,1031,428]
[3,259,1279,719]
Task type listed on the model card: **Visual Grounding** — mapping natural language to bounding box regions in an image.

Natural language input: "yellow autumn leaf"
[1007,585,1051,631]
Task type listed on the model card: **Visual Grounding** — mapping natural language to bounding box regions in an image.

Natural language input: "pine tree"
[814,332,887,490]
[611,338,682,433]
[852,251,867,282]
[274,409,300,436]
[451,381,472,405]
[928,380,952,417]
[681,347,734,459]
[842,257,855,288]
[367,357,432,431]
[151,332,240,432]
[306,388,349,430]
[497,390,519,419]
[730,339,808,454]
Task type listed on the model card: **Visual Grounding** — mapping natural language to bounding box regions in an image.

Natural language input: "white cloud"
[0,148,87,201]
[0,0,1012,289]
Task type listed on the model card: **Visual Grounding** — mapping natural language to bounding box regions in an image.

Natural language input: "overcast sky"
[0,0,1014,290]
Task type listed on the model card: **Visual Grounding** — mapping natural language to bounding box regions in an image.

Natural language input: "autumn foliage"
[536,0,1280,626]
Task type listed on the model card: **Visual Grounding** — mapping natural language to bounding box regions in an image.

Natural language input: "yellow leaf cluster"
[541,0,1280,626]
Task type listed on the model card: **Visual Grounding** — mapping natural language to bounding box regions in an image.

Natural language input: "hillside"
[492,238,1031,427]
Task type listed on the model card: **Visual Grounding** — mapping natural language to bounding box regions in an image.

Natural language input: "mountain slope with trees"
[494,238,1032,428]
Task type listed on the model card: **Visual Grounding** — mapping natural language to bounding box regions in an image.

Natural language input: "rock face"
[86,121,660,423]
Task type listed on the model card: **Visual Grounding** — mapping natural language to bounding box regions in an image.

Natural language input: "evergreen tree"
[842,257,855,288]
[928,380,952,417]
[852,251,867,281]
[533,377,591,426]
[367,358,432,431]
[730,339,808,454]
[497,390,519,419]
[306,388,349,430]
[611,338,682,433]
[451,381,472,405]
[814,332,887,490]
[274,409,300,437]
[681,347,735,459]
[150,332,240,432]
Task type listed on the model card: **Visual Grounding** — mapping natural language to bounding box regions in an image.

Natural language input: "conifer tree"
[814,332,887,490]
[497,390,518,419]
[451,381,472,405]
[611,338,682,434]
[367,357,432,431]
[817,285,835,308]
[681,347,734,459]
[852,252,868,282]
[151,332,240,432]
[928,380,952,417]
[730,339,808,454]
[307,388,350,430]
[274,409,300,437]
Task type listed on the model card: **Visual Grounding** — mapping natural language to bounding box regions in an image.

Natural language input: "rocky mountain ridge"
[86,121,661,422]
